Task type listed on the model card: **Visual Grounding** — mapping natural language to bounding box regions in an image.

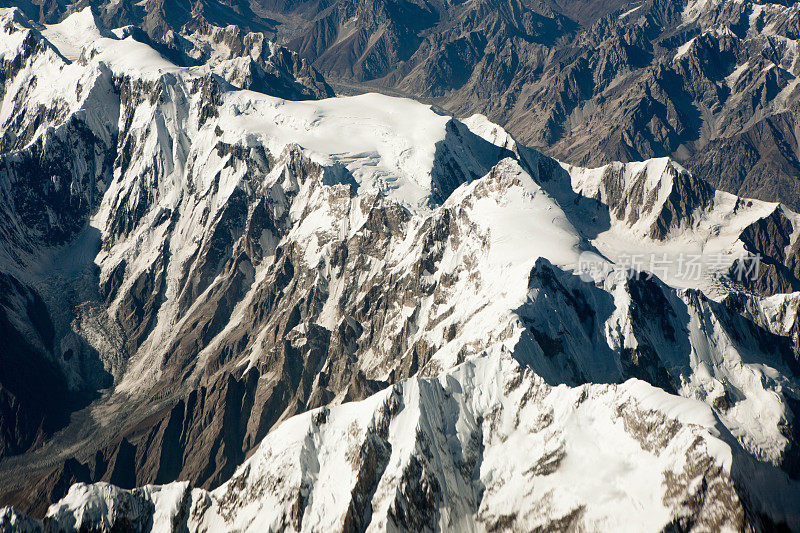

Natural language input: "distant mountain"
[0,0,334,100]
[2,0,276,38]
[0,7,799,530]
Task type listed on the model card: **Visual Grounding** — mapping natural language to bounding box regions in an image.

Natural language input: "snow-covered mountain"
[14,356,794,531]
[144,0,800,212]
[0,5,799,531]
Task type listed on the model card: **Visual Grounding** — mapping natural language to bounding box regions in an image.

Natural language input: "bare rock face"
[173,21,335,100]
[734,206,800,296]
[2,0,275,39]
[0,273,74,460]
[688,107,800,211]
[0,0,333,102]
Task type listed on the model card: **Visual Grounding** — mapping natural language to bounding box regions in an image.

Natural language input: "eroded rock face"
[733,206,800,296]
[176,22,335,100]
[0,273,73,459]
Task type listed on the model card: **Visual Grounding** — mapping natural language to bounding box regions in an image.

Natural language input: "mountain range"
[0,0,798,531]
[268,0,800,212]
[6,0,800,209]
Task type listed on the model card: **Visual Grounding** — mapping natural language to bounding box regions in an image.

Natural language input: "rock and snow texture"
[149,0,800,213]
[0,5,798,532]
[37,355,780,532]
[11,0,800,214]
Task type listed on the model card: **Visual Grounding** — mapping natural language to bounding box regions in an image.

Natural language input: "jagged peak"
[6,350,776,531]
[0,6,30,26]
[566,157,712,238]
[36,7,115,62]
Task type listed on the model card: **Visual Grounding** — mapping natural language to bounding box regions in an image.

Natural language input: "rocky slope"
[0,5,799,531]
[2,0,276,41]
[1,0,333,98]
